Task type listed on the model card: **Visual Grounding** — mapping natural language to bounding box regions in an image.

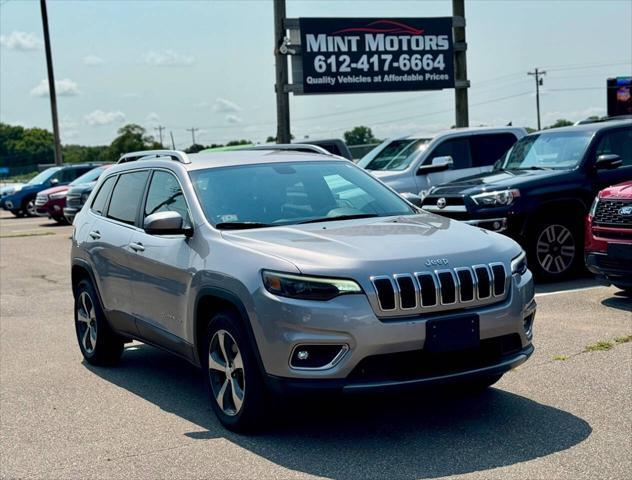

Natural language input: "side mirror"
[49,178,59,186]
[144,211,192,237]
[595,154,622,170]
[417,156,453,175]
[400,192,423,208]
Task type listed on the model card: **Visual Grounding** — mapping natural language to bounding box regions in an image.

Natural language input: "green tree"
[545,119,574,129]
[108,124,161,161]
[226,139,252,146]
[185,143,207,154]
[343,126,377,146]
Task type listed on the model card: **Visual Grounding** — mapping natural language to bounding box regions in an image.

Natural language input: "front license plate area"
[425,315,480,353]
[607,243,632,262]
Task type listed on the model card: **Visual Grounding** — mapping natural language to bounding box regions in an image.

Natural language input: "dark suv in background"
[2,164,101,217]
[422,119,632,280]
[63,165,113,224]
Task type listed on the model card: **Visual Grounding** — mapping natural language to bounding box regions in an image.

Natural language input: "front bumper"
[586,251,632,287]
[252,270,535,388]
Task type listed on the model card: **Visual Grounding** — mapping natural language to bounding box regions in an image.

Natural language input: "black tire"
[22,196,37,217]
[528,216,583,281]
[74,279,124,366]
[202,310,268,432]
[10,210,24,217]
[53,216,68,224]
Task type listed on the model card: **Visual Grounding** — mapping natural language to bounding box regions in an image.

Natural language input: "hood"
[430,168,572,196]
[38,185,69,196]
[67,181,97,195]
[367,169,408,181]
[0,183,24,195]
[221,214,520,276]
[599,180,632,200]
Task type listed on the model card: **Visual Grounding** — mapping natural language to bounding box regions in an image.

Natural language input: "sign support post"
[452,0,469,128]
[273,0,291,143]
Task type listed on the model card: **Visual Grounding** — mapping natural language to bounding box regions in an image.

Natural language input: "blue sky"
[1,0,631,147]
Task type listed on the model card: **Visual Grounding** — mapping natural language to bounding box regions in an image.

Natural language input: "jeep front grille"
[370,263,507,318]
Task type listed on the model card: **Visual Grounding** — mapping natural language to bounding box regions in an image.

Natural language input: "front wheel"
[23,197,37,217]
[203,311,268,432]
[528,218,582,281]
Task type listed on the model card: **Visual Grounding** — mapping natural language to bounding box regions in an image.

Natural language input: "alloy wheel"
[26,200,37,217]
[536,224,576,275]
[208,330,245,416]
[76,291,97,354]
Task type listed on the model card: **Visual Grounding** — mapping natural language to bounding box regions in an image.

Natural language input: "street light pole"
[39,0,63,166]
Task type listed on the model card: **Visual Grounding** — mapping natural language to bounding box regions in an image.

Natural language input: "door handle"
[129,242,145,252]
[89,230,101,240]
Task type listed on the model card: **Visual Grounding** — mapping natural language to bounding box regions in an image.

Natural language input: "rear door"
[469,133,520,174]
[86,170,149,335]
[128,169,194,349]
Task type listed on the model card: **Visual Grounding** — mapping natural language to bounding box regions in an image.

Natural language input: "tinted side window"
[429,138,472,169]
[91,176,117,215]
[144,171,190,225]
[470,133,519,167]
[107,171,149,225]
[595,128,632,166]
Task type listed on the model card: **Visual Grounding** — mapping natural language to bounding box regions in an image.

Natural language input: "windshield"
[189,161,415,228]
[502,131,593,170]
[359,138,430,171]
[27,167,61,185]
[70,166,108,186]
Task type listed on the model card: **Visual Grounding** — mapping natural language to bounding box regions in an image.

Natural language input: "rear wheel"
[203,310,268,432]
[528,217,583,281]
[74,279,124,366]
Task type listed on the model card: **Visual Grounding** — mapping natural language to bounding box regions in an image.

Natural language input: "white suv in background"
[358,127,527,201]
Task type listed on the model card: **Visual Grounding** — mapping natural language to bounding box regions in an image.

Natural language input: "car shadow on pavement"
[601,290,632,312]
[87,345,592,480]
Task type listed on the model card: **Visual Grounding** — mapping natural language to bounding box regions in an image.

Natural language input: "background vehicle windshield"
[70,166,107,186]
[190,161,415,228]
[27,167,61,185]
[502,131,593,170]
[359,138,430,171]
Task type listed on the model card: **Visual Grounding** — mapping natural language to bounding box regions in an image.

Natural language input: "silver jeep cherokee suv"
[71,149,536,431]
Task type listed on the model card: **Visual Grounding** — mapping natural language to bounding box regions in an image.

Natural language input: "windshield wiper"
[521,166,554,170]
[298,213,380,224]
[215,222,273,230]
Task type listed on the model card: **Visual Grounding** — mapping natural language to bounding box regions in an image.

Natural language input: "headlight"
[262,270,363,300]
[472,189,520,207]
[49,191,67,200]
[589,196,599,218]
[511,250,528,276]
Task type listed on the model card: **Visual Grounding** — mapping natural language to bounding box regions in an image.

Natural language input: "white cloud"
[83,55,104,66]
[0,31,42,51]
[30,78,81,97]
[143,50,195,66]
[225,114,243,124]
[84,110,126,126]
[213,98,242,113]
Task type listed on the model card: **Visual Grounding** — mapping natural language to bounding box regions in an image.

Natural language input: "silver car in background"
[358,126,526,200]
[71,149,536,432]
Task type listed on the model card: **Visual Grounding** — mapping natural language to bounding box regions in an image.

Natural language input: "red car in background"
[585,180,632,293]
[35,165,111,223]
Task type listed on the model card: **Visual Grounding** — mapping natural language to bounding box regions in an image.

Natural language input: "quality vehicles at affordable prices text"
[71,149,536,431]
[422,119,632,280]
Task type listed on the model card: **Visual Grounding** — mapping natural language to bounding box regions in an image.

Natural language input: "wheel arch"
[524,197,588,233]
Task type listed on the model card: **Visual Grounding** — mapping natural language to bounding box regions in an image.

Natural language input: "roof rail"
[117,149,191,164]
[244,144,334,156]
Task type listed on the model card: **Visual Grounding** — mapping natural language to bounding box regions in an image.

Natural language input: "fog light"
[523,313,534,338]
[493,221,501,230]
[290,344,348,370]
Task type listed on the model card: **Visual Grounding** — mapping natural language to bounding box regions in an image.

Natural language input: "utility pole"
[154,125,165,148]
[170,131,176,149]
[40,0,62,165]
[186,127,199,145]
[452,0,469,128]
[273,0,291,143]
[528,68,546,130]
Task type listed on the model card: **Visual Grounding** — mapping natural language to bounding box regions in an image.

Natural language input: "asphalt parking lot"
[0,210,630,480]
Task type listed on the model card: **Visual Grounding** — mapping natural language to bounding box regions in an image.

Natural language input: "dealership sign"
[297,17,454,94]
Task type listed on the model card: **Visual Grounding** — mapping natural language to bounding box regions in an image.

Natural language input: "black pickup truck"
[422,119,632,280]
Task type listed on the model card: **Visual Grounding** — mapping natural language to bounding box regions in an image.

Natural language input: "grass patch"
[0,231,55,239]
[552,354,569,361]
[614,335,632,344]
[584,341,614,352]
